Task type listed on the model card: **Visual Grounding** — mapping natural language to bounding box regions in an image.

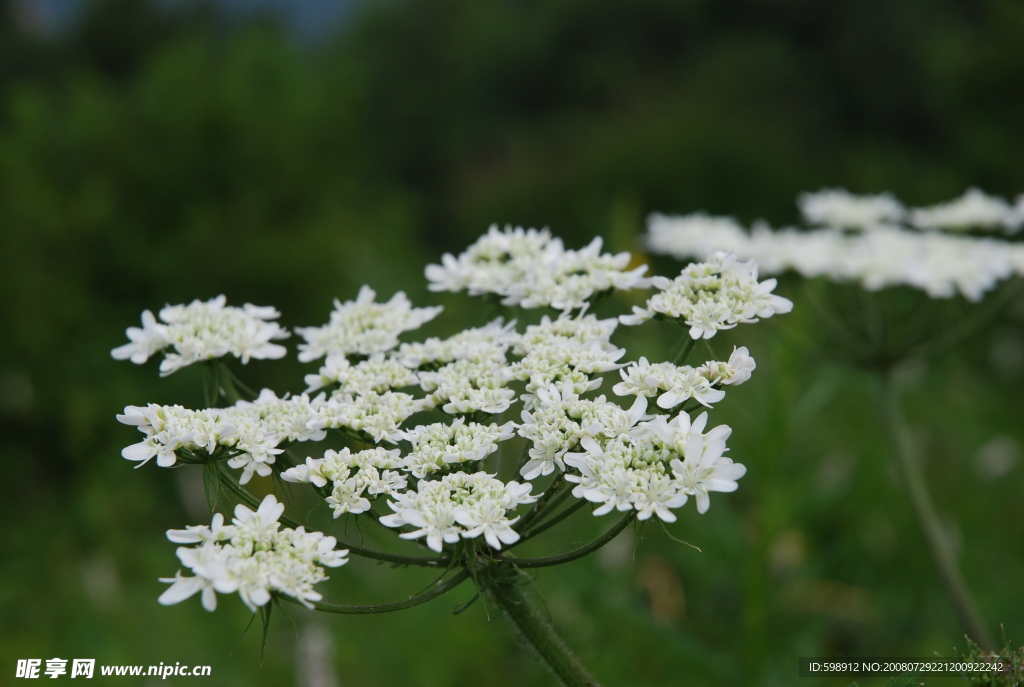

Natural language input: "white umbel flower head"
[647,188,1024,301]
[910,188,1022,233]
[400,419,517,478]
[798,189,905,229]
[282,447,407,517]
[116,402,286,484]
[112,296,289,375]
[564,410,744,520]
[425,226,650,311]
[296,286,442,362]
[620,252,793,338]
[380,472,536,552]
[159,495,347,612]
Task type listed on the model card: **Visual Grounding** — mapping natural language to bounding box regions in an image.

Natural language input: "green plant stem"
[511,512,635,568]
[514,500,588,545]
[282,570,471,615]
[672,335,696,365]
[515,474,569,532]
[484,575,600,686]
[876,371,994,650]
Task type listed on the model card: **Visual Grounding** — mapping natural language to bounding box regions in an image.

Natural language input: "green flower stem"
[672,335,696,365]
[483,573,600,686]
[917,280,1024,360]
[214,464,449,568]
[511,512,635,568]
[876,371,994,650]
[282,570,471,615]
[515,474,569,532]
[514,500,589,546]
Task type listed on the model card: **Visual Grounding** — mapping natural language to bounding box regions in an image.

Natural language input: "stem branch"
[284,571,470,615]
[511,512,634,568]
[876,371,993,649]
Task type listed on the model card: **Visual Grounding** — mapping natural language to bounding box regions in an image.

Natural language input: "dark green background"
[1,0,1022,684]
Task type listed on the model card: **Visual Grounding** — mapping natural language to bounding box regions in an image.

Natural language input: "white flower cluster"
[112,296,289,376]
[159,495,347,612]
[310,390,423,444]
[799,189,906,228]
[509,314,626,402]
[296,286,443,362]
[116,391,323,483]
[612,346,755,410]
[282,447,408,516]
[518,384,648,480]
[425,225,651,311]
[647,187,1024,301]
[566,411,744,521]
[122,225,781,598]
[379,472,536,552]
[304,353,420,394]
[909,188,1024,233]
[418,359,517,415]
[400,419,516,478]
[620,251,794,338]
[395,319,517,368]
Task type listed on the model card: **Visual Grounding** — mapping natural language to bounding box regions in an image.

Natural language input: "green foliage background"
[1,0,1022,685]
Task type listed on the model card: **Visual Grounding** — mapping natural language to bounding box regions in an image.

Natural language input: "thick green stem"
[485,576,600,686]
[876,372,994,650]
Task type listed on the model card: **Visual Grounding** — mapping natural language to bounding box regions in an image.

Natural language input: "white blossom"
[304,353,419,394]
[282,447,407,517]
[647,188,1024,301]
[380,472,536,552]
[564,410,744,520]
[395,318,516,368]
[910,188,1022,233]
[418,359,516,415]
[296,286,442,362]
[620,251,793,338]
[400,419,517,478]
[798,189,905,229]
[425,226,649,311]
[116,402,284,484]
[159,495,347,612]
[112,296,289,375]
[310,390,422,444]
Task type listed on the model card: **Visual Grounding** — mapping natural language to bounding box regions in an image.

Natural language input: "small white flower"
[910,188,1022,233]
[425,226,650,311]
[381,472,535,552]
[646,190,1024,301]
[159,495,348,612]
[296,286,442,362]
[620,252,792,338]
[112,296,289,375]
[798,189,905,229]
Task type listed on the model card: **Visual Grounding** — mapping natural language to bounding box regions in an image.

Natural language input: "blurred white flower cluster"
[159,495,348,612]
[425,225,651,311]
[647,188,1024,301]
[112,295,289,375]
[116,225,790,613]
